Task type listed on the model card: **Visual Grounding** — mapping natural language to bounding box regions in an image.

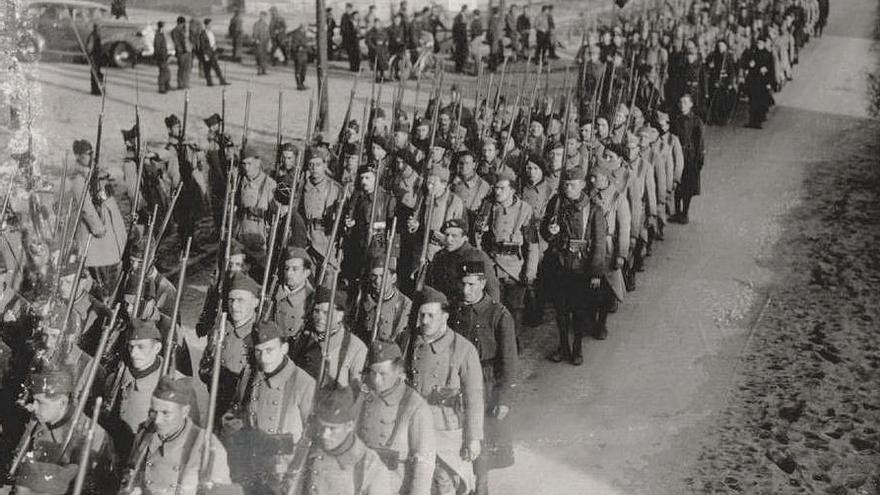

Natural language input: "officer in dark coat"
[540,165,608,366]
[388,14,407,80]
[341,3,361,72]
[85,23,104,95]
[171,16,192,89]
[670,94,705,224]
[154,21,171,93]
[289,23,310,90]
[452,6,469,73]
[705,40,737,125]
[449,260,518,494]
[366,19,390,82]
[742,37,775,129]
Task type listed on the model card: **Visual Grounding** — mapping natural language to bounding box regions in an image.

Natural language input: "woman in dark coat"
[705,39,738,125]
[671,93,705,224]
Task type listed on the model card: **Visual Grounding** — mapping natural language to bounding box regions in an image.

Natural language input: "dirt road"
[14,0,877,491]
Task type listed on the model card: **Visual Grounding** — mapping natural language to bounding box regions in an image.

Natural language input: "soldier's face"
[128,338,162,371]
[550,149,564,170]
[228,289,258,325]
[318,419,354,450]
[482,143,497,161]
[439,114,451,130]
[566,138,579,156]
[493,180,514,204]
[460,274,486,304]
[613,110,627,127]
[255,338,288,372]
[368,360,401,393]
[59,274,77,300]
[458,156,476,177]
[369,267,395,296]
[679,96,693,115]
[228,254,247,273]
[312,303,343,334]
[284,258,310,289]
[563,179,586,200]
[417,303,448,337]
[243,157,262,179]
[525,162,543,184]
[151,397,189,436]
[416,125,430,140]
[75,151,92,167]
[32,393,69,425]
[529,122,543,137]
[308,159,327,182]
[359,171,376,192]
[597,119,609,137]
[282,151,297,169]
[442,227,467,251]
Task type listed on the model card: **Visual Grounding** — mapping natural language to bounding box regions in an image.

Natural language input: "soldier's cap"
[315,387,356,423]
[314,285,347,311]
[526,152,547,171]
[313,132,331,146]
[242,144,260,160]
[283,246,312,264]
[427,164,450,181]
[590,162,615,179]
[357,163,378,176]
[16,461,79,495]
[417,285,448,307]
[129,318,162,342]
[121,123,139,142]
[347,119,360,133]
[492,168,518,185]
[561,166,588,182]
[228,272,260,297]
[441,216,469,233]
[30,368,74,396]
[604,143,627,159]
[368,252,397,272]
[459,260,486,277]
[455,148,475,163]
[369,341,402,364]
[371,135,389,152]
[654,110,670,123]
[152,376,192,405]
[371,107,386,119]
[229,238,247,257]
[280,141,298,153]
[254,319,286,346]
[394,148,417,166]
[307,145,330,163]
[625,131,639,147]
[204,113,223,128]
[614,103,629,115]
[72,139,92,155]
[164,114,181,129]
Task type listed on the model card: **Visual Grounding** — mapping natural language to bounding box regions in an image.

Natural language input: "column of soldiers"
[0,0,825,493]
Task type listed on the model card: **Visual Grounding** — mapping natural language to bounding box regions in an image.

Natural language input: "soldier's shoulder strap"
[174,423,201,495]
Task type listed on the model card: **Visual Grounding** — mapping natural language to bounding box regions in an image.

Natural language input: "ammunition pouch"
[558,239,591,272]
[373,447,403,471]
[427,387,463,411]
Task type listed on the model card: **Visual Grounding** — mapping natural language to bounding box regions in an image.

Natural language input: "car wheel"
[111,42,135,68]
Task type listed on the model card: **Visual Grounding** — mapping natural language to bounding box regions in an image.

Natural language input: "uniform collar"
[324,433,364,468]
[263,357,294,389]
[232,316,256,339]
[376,377,406,406]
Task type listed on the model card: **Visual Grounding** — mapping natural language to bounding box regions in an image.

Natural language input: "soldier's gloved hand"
[493,405,510,420]
[462,440,481,462]
[547,223,560,236]
[406,216,419,233]
[589,277,601,289]
[221,412,244,436]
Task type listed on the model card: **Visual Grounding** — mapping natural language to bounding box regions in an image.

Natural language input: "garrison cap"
[16,462,79,495]
[459,260,486,277]
[527,152,547,172]
[604,142,627,159]
[152,376,192,405]
[638,125,659,140]
[417,286,447,307]
[254,320,285,345]
[228,272,260,296]
[280,141,298,153]
[307,146,330,163]
[242,144,260,159]
[122,124,139,142]
[129,318,162,341]
[315,285,347,311]
[204,113,223,128]
[369,341,402,364]
[371,135,389,152]
[164,114,181,129]
[426,165,450,181]
[561,166,587,182]
[492,168,517,185]
[357,163,378,176]
[72,139,92,155]
[315,387,356,423]
[368,253,397,272]
[229,238,247,257]
[441,216,469,233]
[30,368,74,395]
[283,246,311,263]
[371,107,386,119]
[347,119,360,133]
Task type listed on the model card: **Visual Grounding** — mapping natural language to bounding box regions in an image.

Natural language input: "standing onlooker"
[171,16,192,89]
[200,19,229,86]
[341,3,361,72]
[85,23,104,95]
[428,5,446,54]
[452,5,469,73]
[111,0,127,19]
[364,5,377,28]
[289,22,309,90]
[228,7,242,62]
[154,21,170,93]
[189,18,205,77]
[547,4,558,60]
[469,9,483,41]
[517,6,531,52]
[487,6,504,71]
[269,6,287,65]
[326,7,338,59]
[534,5,551,62]
[505,4,521,60]
[253,11,270,75]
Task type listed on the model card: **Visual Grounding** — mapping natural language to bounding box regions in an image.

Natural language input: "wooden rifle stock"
[161,236,191,377]
[198,315,227,494]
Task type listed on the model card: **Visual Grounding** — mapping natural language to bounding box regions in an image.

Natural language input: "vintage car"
[23,0,156,67]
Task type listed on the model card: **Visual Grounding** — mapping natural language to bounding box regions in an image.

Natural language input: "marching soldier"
[448,260,518,494]
[540,166,608,365]
[300,147,344,269]
[451,150,492,235]
[204,113,234,239]
[406,166,465,263]
[123,376,232,494]
[355,255,413,347]
[357,342,435,495]
[289,22,310,90]
[165,114,208,253]
[14,368,117,494]
[293,387,393,494]
[425,218,500,303]
[222,320,316,494]
[236,146,278,252]
[68,139,127,297]
[272,246,314,343]
[341,164,396,286]
[196,239,250,340]
[291,286,367,388]
[253,11,271,75]
[406,287,483,495]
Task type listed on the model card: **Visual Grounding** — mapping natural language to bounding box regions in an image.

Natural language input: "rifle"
[57,304,121,462]
[519,57,544,155]
[56,234,92,351]
[160,236,191,377]
[318,184,352,286]
[198,315,227,494]
[7,421,37,479]
[273,90,284,177]
[335,72,361,158]
[56,151,70,232]
[284,270,341,495]
[132,205,159,318]
[369,217,398,345]
[145,184,182,274]
[70,397,102,495]
[0,172,15,229]
[62,93,104,262]
[551,66,576,222]
[412,188,434,292]
[238,91,253,172]
[258,210,282,317]
[500,54,532,163]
